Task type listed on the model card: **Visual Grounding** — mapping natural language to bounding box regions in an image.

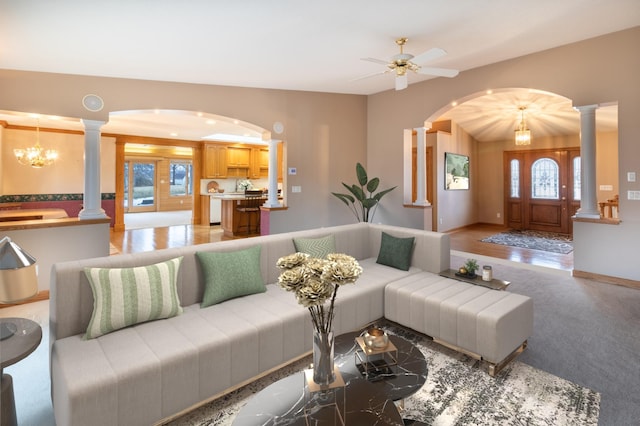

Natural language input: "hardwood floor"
[110,222,573,272]
[447,223,573,272]
[110,224,226,254]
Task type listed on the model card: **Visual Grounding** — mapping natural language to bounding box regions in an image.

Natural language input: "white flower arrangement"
[276,252,362,334]
[237,179,253,191]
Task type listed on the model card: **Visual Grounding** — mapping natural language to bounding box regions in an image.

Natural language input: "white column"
[574,104,600,218]
[402,129,413,204]
[413,126,431,206]
[79,119,108,220]
[264,139,282,207]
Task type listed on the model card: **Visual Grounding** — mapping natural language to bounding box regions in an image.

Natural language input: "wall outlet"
[628,172,637,182]
[292,186,302,193]
[496,212,501,218]
[599,184,613,191]
[439,217,443,225]
[288,167,297,175]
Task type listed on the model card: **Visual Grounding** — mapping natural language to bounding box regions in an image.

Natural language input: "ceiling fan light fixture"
[14,120,59,168]
[515,107,531,145]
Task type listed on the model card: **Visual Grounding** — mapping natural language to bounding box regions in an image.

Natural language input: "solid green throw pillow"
[293,234,336,258]
[197,245,265,308]
[376,232,415,271]
[83,257,184,340]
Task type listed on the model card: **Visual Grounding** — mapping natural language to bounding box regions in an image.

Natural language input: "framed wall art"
[445,152,469,190]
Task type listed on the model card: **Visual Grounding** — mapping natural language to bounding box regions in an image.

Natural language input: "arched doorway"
[106,110,270,231]
[407,88,618,234]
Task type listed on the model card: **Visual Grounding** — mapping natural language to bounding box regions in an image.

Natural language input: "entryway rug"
[168,322,599,426]
[481,229,573,254]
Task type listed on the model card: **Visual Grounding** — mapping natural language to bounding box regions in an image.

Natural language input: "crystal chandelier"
[14,120,59,168]
[514,106,531,146]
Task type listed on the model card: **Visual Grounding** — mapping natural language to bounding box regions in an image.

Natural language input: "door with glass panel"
[505,148,580,235]
[124,160,157,213]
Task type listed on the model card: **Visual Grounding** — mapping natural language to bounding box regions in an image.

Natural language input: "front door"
[505,148,580,235]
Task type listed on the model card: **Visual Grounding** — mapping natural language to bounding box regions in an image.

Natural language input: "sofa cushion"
[197,245,265,307]
[83,257,184,339]
[376,231,415,271]
[293,234,336,258]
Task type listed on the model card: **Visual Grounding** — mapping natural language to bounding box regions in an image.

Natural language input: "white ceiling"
[0,1,635,141]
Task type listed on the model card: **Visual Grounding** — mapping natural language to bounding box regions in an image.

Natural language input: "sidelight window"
[531,158,559,199]
[573,156,581,201]
[510,159,520,198]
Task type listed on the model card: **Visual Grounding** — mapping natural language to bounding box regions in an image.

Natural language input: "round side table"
[0,317,42,426]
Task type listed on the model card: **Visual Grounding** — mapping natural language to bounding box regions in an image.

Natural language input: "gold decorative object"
[362,326,389,350]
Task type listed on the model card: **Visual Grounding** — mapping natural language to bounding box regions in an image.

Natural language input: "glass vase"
[312,329,335,385]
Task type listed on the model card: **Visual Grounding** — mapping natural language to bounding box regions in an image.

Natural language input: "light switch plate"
[628,172,636,182]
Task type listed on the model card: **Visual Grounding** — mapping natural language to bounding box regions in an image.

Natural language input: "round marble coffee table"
[232,329,427,425]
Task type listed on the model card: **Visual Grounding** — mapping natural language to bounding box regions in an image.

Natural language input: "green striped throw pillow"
[83,257,183,339]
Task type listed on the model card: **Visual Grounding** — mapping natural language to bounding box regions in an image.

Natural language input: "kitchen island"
[212,192,266,238]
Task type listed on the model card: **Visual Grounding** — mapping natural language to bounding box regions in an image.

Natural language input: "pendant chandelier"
[514,106,531,146]
[14,120,59,168]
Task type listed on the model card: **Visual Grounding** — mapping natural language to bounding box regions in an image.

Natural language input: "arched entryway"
[106,110,271,232]
[406,88,618,234]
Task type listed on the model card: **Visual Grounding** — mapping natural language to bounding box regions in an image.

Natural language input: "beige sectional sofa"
[49,223,532,426]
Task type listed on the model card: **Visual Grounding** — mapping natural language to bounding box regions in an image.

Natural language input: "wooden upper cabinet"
[227,146,251,167]
[204,144,227,178]
[250,147,270,179]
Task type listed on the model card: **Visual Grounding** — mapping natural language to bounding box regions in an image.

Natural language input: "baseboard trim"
[573,270,640,290]
[0,290,49,308]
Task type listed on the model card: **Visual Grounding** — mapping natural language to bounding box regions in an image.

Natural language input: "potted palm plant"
[332,163,396,223]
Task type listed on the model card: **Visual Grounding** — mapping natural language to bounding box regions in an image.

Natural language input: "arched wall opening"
[404,88,618,233]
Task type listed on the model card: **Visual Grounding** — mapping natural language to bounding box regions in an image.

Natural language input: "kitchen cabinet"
[250,147,269,179]
[227,146,251,178]
[204,145,227,178]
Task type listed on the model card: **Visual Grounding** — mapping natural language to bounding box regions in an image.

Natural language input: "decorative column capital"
[81,119,106,132]
[573,104,599,113]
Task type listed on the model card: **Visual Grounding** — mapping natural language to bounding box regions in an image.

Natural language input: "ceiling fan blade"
[410,47,447,65]
[416,66,459,78]
[361,57,390,66]
[351,69,389,82]
[395,74,408,91]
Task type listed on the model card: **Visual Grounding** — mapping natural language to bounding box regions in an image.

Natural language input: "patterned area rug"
[168,322,599,426]
[481,229,573,254]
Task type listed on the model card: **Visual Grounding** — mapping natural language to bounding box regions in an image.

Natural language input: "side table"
[0,317,42,426]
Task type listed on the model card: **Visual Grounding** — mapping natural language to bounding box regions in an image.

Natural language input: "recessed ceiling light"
[170,132,178,137]
[233,119,239,125]
[451,101,458,107]
[206,119,216,125]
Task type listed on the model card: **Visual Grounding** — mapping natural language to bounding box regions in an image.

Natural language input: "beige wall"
[0,27,637,281]
[0,74,367,232]
[1,128,116,194]
[368,26,640,281]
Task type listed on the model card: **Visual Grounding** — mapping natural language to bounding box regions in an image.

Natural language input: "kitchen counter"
[210,192,268,200]
[215,194,267,238]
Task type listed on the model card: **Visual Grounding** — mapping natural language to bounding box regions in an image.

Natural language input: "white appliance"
[210,197,221,225]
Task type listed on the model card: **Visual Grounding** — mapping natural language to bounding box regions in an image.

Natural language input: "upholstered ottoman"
[385,272,533,375]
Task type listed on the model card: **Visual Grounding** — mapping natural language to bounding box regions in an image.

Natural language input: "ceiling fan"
[358,38,459,90]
